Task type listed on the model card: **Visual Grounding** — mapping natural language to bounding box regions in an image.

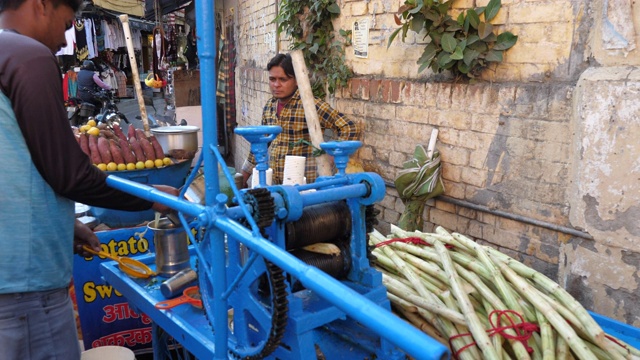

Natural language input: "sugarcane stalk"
[450,231,527,318]
[396,250,450,285]
[456,263,533,360]
[496,261,598,360]
[605,336,640,358]
[536,308,556,360]
[434,239,501,360]
[556,336,570,360]
[393,303,450,347]
[373,249,447,296]
[369,233,433,299]
[477,237,609,348]
[383,274,467,326]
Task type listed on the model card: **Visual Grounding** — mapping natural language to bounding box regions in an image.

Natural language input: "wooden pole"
[290,50,333,177]
[119,14,150,134]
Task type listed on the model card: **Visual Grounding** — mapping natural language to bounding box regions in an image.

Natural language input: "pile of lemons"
[79,119,100,136]
[96,157,173,172]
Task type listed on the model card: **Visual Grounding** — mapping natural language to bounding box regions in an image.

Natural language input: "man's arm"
[315,99,361,141]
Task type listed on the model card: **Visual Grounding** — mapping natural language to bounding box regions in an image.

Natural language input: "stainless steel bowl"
[150,125,200,157]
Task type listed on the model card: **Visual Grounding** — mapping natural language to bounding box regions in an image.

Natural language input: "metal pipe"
[214,216,449,360]
[384,182,593,240]
[301,183,369,206]
[194,0,228,358]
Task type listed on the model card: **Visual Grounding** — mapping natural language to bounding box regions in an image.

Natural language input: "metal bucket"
[148,218,190,278]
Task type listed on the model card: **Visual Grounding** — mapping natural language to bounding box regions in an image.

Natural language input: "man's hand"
[241,170,251,189]
[74,220,100,257]
[150,185,180,214]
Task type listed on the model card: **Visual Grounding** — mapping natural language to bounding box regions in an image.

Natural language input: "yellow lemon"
[162,157,172,166]
[144,160,155,169]
[116,163,127,171]
[135,161,145,170]
[126,163,136,171]
[154,159,164,168]
[86,119,97,127]
[106,162,117,171]
[80,125,91,133]
[87,127,100,136]
[97,163,107,171]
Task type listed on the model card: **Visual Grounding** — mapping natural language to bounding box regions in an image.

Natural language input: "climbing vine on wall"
[389,0,518,80]
[274,0,352,98]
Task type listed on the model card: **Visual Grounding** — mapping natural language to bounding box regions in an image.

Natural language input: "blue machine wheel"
[198,246,288,359]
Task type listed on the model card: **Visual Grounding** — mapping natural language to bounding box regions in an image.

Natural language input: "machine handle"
[234,126,282,144]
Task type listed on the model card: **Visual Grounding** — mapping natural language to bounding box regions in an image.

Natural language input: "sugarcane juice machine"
[99,0,449,358]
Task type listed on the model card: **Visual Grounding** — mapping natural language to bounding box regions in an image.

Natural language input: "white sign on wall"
[353,19,369,58]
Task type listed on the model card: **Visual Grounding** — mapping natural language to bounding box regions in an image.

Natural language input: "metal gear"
[239,188,275,229]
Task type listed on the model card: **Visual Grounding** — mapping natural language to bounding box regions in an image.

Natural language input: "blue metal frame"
[99,0,450,358]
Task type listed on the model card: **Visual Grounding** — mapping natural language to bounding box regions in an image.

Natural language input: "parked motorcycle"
[68,89,129,128]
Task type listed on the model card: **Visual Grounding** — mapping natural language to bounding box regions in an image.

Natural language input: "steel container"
[148,218,190,278]
[150,125,200,157]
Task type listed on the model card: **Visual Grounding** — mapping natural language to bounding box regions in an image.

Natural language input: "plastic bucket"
[81,346,135,360]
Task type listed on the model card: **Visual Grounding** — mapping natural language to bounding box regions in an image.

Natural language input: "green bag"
[394,145,445,231]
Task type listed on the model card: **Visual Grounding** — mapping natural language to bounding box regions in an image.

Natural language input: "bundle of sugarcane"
[369,225,639,360]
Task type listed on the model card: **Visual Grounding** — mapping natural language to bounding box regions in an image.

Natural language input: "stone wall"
[228,0,640,325]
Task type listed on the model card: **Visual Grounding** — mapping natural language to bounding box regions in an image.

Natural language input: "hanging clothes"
[56,26,76,56]
[84,18,95,59]
[75,20,89,61]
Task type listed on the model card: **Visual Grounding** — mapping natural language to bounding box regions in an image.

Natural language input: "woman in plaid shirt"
[242,53,361,185]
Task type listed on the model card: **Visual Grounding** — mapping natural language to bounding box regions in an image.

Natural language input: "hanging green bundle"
[394,144,445,231]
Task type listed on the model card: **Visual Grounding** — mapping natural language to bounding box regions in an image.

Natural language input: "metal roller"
[285,201,351,250]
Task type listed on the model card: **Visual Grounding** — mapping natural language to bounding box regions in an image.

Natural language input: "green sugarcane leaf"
[484,0,501,22]
[441,33,457,53]
[494,32,518,50]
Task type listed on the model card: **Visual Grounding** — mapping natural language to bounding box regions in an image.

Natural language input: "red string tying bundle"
[375,237,455,249]
[448,310,539,359]
[375,237,429,247]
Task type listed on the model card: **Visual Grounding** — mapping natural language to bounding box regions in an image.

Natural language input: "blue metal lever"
[320,140,362,176]
[235,126,282,186]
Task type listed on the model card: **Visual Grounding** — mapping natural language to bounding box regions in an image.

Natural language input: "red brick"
[391,80,401,103]
[381,80,391,103]
[370,79,381,102]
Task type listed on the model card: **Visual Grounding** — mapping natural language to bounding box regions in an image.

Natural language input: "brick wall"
[231,0,640,325]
